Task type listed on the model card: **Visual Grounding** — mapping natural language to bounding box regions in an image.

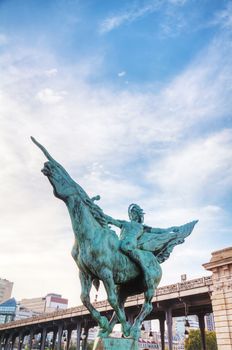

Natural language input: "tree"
[206,331,218,350]
[185,329,218,350]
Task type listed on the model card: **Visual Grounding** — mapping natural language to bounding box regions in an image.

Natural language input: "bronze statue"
[31,136,197,342]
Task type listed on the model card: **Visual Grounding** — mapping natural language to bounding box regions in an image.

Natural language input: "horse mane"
[80,194,108,228]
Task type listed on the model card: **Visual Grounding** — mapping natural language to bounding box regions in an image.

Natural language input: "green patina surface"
[31,136,198,341]
[93,337,138,350]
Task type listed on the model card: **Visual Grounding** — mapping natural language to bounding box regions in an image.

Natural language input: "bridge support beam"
[5,333,12,350]
[165,307,173,350]
[17,332,23,350]
[76,322,82,350]
[51,328,57,350]
[28,330,34,350]
[198,313,206,350]
[40,328,47,350]
[159,317,165,350]
[66,328,72,350]
[57,324,63,350]
[13,334,18,350]
[82,323,90,350]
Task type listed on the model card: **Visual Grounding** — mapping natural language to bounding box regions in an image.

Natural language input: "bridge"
[0,276,213,350]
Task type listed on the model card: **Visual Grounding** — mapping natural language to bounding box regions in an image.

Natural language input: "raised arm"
[104,214,124,228]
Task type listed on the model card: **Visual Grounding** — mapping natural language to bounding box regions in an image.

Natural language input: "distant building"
[45,293,68,312]
[20,297,46,313]
[15,305,41,320]
[0,298,17,324]
[20,293,68,313]
[205,313,215,331]
[0,278,13,304]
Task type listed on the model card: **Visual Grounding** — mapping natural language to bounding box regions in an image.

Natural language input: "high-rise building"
[20,293,68,313]
[0,298,17,324]
[0,278,13,304]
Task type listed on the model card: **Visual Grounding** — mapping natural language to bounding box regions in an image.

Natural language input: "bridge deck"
[0,276,213,332]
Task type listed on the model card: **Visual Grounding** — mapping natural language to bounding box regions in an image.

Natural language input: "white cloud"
[99,0,189,34]
[118,71,126,77]
[99,1,162,33]
[147,129,232,204]
[210,2,232,30]
[45,68,58,77]
[1,29,232,305]
[36,88,67,104]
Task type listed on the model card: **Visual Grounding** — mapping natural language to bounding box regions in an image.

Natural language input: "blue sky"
[0,0,232,306]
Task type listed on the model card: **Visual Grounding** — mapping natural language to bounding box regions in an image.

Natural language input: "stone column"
[203,246,232,350]
[76,322,82,350]
[51,329,57,350]
[56,324,63,350]
[17,333,23,350]
[159,317,165,350]
[165,308,173,350]
[5,333,12,350]
[28,330,34,350]
[0,334,4,350]
[197,313,206,350]
[82,323,90,350]
[40,328,47,350]
[66,328,72,350]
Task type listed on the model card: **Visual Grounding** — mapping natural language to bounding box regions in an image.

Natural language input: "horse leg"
[98,287,128,338]
[101,269,130,337]
[130,279,155,340]
[79,270,109,332]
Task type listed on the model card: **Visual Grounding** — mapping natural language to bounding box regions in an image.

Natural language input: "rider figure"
[105,204,151,290]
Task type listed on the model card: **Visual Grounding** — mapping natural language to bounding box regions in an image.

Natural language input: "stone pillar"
[40,328,47,350]
[76,322,82,350]
[11,334,17,350]
[5,334,12,350]
[17,333,23,350]
[56,324,63,350]
[28,330,34,350]
[197,313,206,350]
[203,246,232,350]
[51,329,57,350]
[82,323,90,350]
[66,328,72,350]
[3,334,8,350]
[0,334,4,350]
[165,308,173,350]
[159,317,165,350]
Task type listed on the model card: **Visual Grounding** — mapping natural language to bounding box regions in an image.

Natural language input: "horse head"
[31,137,77,201]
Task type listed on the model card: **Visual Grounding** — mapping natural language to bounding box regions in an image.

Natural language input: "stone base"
[93,337,138,350]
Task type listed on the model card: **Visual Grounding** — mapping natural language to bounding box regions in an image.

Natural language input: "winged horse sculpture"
[31,137,197,340]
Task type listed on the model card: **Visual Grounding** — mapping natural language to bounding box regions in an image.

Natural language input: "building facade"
[0,298,17,324]
[20,293,68,313]
[0,279,13,304]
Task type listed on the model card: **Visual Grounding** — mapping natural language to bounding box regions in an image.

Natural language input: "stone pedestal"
[203,247,232,350]
[93,337,138,350]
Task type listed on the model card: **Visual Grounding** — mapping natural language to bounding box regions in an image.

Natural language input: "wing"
[137,220,198,263]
